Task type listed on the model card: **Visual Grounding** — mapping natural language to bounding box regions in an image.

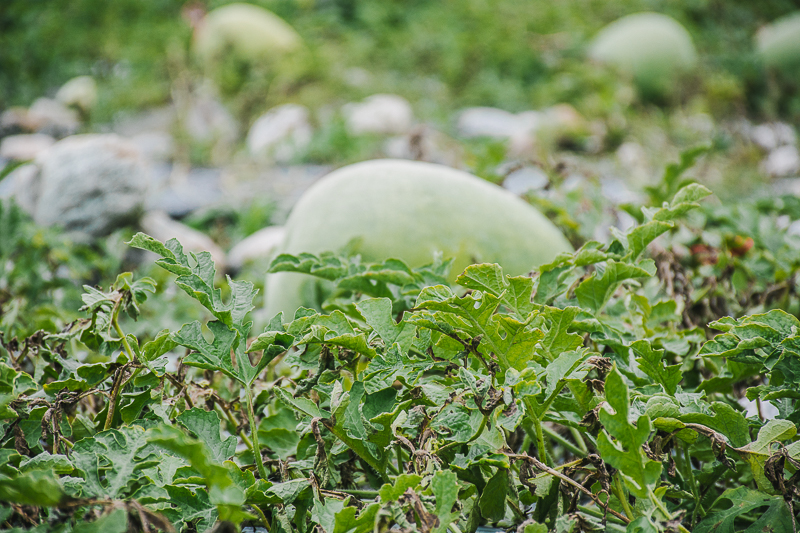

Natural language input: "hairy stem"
[244,388,268,480]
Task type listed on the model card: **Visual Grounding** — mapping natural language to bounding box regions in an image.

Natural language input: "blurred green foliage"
[3,0,799,122]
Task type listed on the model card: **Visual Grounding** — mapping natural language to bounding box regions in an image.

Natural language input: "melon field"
[2,1,800,532]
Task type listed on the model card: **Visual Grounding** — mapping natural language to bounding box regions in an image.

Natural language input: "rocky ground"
[1,75,798,276]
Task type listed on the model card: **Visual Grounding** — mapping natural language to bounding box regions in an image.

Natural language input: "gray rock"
[11,134,148,237]
[113,106,176,137]
[502,167,549,195]
[228,226,286,271]
[0,164,38,211]
[27,98,81,137]
[247,104,312,163]
[185,90,237,146]
[129,131,174,162]
[763,145,800,177]
[146,167,223,217]
[342,94,414,135]
[140,211,226,272]
[0,134,55,161]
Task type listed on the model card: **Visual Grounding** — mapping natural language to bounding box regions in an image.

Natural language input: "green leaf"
[575,260,656,313]
[177,408,237,464]
[456,263,534,317]
[735,419,797,492]
[268,252,349,280]
[597,367,661,498]
[173,320,238,381]
[147,424,246,521]
[479,468,508,522]
[631,340,682,395]
[0,469,64,506]
[431,470,460,533]
[695,486,789,533]
[378,474,422,502]
[355,298,415,353]
[73,508,128,533]
[680,402,750,448]
[71,425,158,499]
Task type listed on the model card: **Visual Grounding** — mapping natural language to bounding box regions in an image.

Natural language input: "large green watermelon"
[264,159,572,319]
[588,12,697,97]
[756,12,800,76]
[194,3,302,68]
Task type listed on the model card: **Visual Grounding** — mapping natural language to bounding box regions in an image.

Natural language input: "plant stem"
[577,505,628,529]
[251,504,270,531]
[613,475,634,520]
[244,388,268,480]
[217,404,254,453]
[569,427,588,454]
[339,489,380,498]
[113,320,136,365]
[103,367,126,431]
[542,425,586,458]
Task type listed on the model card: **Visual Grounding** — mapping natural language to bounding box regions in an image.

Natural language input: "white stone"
[751,122,797,151]
[342,94,414,135]
[0,134,55,161]
[27,98,81,137]
[502,167,549,195]
[55,76,98,111]
[382,126,463,167]
[228,226,286,271]
[12,134,149,237]
[246,104,312,163]
[456,107,529,139]
[763,145,800,177]
[140,211,226,272]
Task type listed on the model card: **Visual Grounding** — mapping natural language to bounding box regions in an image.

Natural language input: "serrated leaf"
[147,424,245,520]
[695,486,789,533]
[176,408,237,464]
[735,419,797,492]
[597,367,661,498]
[71,425,158,499]
[575,260,656,313]
[632,340,682,395]
[174,320,238,381]
[355,298,415,353]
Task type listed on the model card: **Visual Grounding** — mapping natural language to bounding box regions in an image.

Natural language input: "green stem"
[244,388,268,480]
[104,307,139,431]
[570,427,588,454]
[339,489,380,498]
[251,505,270,531]
[577,505,628,529]
[217,404,254,453]
[542,426,586,458]
[613,475,635,520]
[112,312,137,364]
[650,492,670,519]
